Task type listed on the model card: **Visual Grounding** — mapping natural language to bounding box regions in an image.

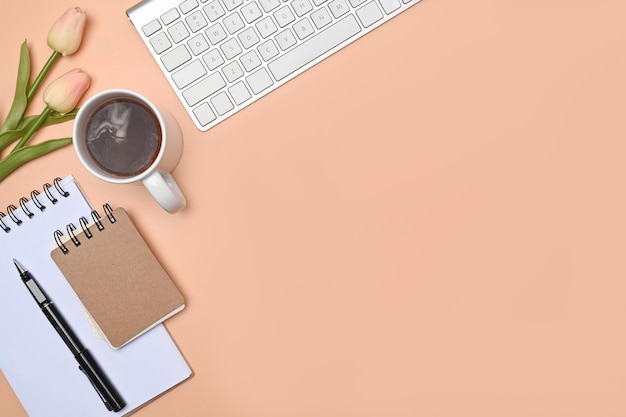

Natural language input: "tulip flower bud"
[43,69,91,114]
[47,7,87,56]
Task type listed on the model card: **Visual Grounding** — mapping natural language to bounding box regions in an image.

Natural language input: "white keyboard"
[127,0,421,131]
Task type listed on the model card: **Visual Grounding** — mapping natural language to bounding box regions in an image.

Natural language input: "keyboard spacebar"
[268,15,362,81]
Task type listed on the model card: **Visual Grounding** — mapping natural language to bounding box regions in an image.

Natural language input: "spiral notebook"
[0,176,192,417]
[51,205,185,349]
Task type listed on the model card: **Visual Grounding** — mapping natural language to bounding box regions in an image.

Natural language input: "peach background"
[2,0,626,416]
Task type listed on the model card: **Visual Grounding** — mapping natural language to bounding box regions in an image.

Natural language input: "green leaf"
[18,109,78,129]
[0,138,72,183]
[0,109,78,152]
[1,41,31,135]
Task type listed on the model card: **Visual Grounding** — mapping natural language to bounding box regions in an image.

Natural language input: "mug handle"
[142,170,187,213]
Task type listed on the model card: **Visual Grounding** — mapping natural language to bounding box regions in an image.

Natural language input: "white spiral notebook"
[0,175,192,417]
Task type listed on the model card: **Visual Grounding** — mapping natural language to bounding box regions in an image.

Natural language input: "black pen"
[13,259,125,412]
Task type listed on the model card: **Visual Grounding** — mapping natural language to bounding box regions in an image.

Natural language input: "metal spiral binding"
[67,223,81,247]
[7,205,22,225]
[104,203,116,224]
[30,189,47,211]
[0,213,9,233]
[53,204,117,254]
[0,177,69,233]
[79,216,93,239]
[92,209,105,231]
[19,198,34,219]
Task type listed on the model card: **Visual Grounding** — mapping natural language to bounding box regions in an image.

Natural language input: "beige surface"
[1,0,626,416]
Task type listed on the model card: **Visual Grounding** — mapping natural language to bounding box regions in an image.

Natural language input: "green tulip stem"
[27,51,60,102]
[11,106,52,153]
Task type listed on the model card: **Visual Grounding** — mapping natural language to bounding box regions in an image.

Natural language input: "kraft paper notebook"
[0,176,192,417]
[51,205,185,349]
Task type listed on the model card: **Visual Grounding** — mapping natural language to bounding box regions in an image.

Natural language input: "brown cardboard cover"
[51,207,184,349]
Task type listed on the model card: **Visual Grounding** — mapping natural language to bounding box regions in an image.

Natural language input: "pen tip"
[13,259,26,275]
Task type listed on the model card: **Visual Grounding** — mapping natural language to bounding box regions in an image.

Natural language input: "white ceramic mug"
[73,89,186,213]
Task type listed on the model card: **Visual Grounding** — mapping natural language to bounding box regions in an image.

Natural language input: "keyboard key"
[310,8,332,29]
[228,82,252,105]
[142,19,162,36]
[220,38,243,59]
[223,0,244,11]
[348,0,367,7]
[312,0,328,5]
[274,6,295,28]
[291,0,313,17]
[238,27,261,49]
[161,44,192,71]
[172,59,207,88]
[183,72,226,106]
[193,102,217,126]
[355,1,383,27]
[275,28,297,50]
[168,21,191,43]
[268,15,361,81]
[161,8,181,25]
[223,61,244,82]
[203,48,225,69]
[180,0,199,13]
[259,0,281,13]
[206,22,228,44]
[186,10,208,32]
[328,0,350,18]
[240,50,262,71]
[210,92,234,115]
[150,32,173,54]
[378,0,401,13]
[187,33,210,55]
[241,2,263,23]
[293,18,315,40]
[224,12,245,34]
[203,0,226,21]
[257,39,280,61]
[246,67,274,94]
[256,16,278,38]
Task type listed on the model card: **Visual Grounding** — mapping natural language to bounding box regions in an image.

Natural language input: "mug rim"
[73,88,168,184]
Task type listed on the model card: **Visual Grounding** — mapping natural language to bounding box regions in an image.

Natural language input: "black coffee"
[85,98,162,177]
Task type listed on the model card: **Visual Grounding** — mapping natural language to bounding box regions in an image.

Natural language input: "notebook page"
[0,176,191,417]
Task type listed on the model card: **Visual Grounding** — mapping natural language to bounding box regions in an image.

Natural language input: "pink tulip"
[47,7,87,56]
[43,69,91,114]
